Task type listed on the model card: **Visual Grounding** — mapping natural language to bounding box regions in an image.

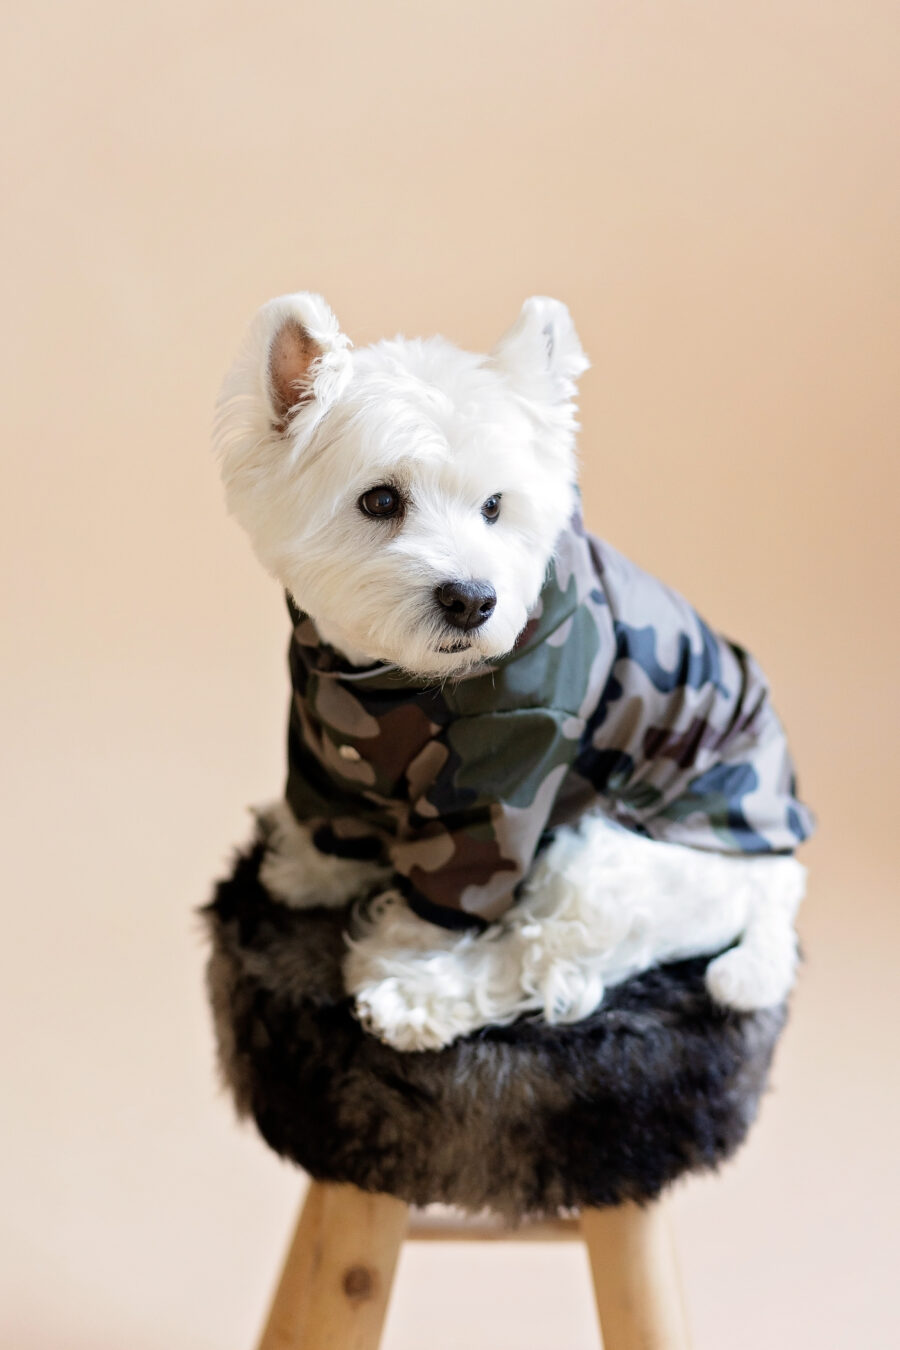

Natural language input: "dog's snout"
[434,579,497,631]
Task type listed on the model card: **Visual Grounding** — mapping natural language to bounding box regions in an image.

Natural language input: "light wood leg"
[257,1182,326,1350]
[581,1200,691,1350]
[256,1181,409,1350]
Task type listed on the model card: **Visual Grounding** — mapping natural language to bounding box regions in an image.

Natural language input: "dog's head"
[214,293,588,677]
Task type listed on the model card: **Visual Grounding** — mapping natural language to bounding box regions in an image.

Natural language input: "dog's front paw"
[705,945,796,1011]
[530,960,606,1025]
[353,979,478,1052]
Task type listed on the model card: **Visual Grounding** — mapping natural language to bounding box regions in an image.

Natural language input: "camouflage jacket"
[284,513,815,930]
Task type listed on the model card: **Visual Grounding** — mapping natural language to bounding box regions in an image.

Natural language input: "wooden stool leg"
[257,1181,326,1350]
[256,1181,409,1350]
[581,1200,691,1350]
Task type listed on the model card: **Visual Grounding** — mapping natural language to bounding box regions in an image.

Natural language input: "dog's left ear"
[490,297,589,403]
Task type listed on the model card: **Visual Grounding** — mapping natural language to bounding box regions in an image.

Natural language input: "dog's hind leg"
[256,799,391,909]
[704,858,805,1010]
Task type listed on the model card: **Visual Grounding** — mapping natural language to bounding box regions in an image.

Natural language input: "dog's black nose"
[434,579,497,631]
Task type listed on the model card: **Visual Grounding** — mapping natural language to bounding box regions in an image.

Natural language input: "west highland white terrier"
[214,292,814,1052]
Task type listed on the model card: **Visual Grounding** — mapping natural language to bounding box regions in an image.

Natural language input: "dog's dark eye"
[359,485,402,519]
[481,494,502,523]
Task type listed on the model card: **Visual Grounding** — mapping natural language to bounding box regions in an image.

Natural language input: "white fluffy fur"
[215,293,582,677]
[258,800,390,908]
[217,292,806,1052]
[264,800,804,1053]
[348,817,804,1051]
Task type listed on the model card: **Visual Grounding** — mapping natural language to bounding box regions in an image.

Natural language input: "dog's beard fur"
[273,417,576,678]
[214,295,586,677]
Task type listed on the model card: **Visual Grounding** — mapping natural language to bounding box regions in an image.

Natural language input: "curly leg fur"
[344,816,805,1051]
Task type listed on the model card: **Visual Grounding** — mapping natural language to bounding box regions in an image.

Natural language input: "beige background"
[2,2,898,1346]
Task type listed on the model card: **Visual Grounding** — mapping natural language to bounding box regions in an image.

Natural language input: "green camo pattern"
[285,513,815,927]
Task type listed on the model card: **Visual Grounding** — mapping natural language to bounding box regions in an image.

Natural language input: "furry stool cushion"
[204,833,788,1221]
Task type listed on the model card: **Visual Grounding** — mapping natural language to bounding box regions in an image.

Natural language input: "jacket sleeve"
[389,707,582,928]
[582,544,815,855]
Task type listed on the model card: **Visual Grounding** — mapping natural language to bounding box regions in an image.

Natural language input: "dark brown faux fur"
[203,832,788,1220]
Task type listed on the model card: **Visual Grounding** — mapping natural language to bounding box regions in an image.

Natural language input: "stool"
[256,1183,689,1350]
[205,832,788,1347]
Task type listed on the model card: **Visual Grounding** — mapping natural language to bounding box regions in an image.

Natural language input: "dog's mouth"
[437,639,472,654]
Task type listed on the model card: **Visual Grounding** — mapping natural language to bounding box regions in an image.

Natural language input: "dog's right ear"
[216,292,352,455]
[261,293,352,431]
[214,295,352,574]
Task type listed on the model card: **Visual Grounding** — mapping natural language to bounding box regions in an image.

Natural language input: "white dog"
[214,292,813,1052]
